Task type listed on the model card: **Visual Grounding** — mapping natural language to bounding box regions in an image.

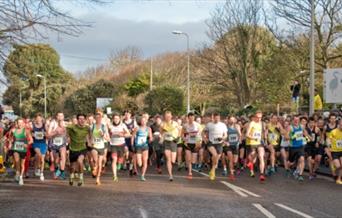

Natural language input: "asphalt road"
[0,165,341,218]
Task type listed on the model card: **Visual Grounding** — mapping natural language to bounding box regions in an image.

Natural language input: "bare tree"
[200,0,272,107]
[0,0,107,62]
[272,0,342,70]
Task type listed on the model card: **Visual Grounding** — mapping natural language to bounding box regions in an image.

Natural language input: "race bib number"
[34,131,44,140]
[336,140,342,148]
[138,137,147,145]
[53,137,63,146]
[188,135,197,144]
[164,133,174,141]
[14,141,25,151]
[295,131,303,140]
[253,132,261,140]
[229,134,238,143]
[213,136,222,143]
[110,136,122,145]
[94,137,102,144]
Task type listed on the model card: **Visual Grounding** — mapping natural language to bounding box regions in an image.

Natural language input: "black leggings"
[156,149,164,168]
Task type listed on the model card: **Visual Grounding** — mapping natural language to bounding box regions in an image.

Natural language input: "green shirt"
[67,124,89,151]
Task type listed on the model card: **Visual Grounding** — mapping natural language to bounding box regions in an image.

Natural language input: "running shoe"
[59,171,66,180]
[69,174,74,186]
[169,176,174,182]
[96,180,101,186]
[40,173,44,182]
[297,175,304,182]
[259,174,266,182]
[129,169,133,176]
[35,169,40,177]
[228,174,236,181]
[14,174,19,182]
[78,178,84,187]
[113,176,119,182]
[140,176,146,181]
[157,167,162,174]
[309,174,314,181]
[55,169,61,178]
[209,169,215,181]
[222,169,228,176]
[18,176,24,186]
[336,180,342,185]
[250,171,255,177]
[236,169,241,176]
[187,174,193,180]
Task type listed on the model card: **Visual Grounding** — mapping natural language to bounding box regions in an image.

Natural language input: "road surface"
[0,166,341,218]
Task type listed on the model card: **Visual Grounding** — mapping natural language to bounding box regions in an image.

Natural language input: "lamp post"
[172,30,190,113]
[36,74,47,118]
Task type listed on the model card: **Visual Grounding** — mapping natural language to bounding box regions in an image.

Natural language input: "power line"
[61,54,107,61]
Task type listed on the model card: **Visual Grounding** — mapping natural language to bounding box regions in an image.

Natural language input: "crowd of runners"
[0,109,342,186]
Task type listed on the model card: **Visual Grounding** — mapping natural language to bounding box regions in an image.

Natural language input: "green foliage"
[2,43,73,116]
[144,86,184,115]
[124,73,149,97]
[64,79,116,116]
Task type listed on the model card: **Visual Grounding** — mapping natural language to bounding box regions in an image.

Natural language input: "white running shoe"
[40,173,45,181]
[19,176,24,186]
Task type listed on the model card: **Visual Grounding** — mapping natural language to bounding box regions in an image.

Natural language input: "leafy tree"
[124,73,149,97]
[64,79,116,116]
[3,43,73,116]
[145,86,184,115]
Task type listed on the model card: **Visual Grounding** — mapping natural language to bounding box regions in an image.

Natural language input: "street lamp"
[172,30,191,114]
[36,74,47,118]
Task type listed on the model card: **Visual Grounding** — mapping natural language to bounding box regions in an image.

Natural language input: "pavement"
[0,165,341,218]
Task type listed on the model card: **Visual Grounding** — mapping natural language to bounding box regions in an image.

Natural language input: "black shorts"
[332,151,342,160]
[69,149,87,163]
[289,147,305,163]
[207,143,223,155]
[177,143,184,149]
[306,146,324,158]
[239,140,246,149]
[13,150,27,159]
[92,148,105,156]
[164,141,177,152]
[109,146,125,156]
[201,141,209,149]
[125,138,134,152]
[223,145,238,155]
[184,143,197,153]
[135,146,149,154]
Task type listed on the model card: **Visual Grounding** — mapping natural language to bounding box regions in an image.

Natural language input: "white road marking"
[139,208,148,218]
[220,181,248,197]
[193,169,261,198]
[275,203,314,218]
[252,203,276,218]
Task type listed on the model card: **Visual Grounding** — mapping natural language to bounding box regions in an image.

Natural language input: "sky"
[48,0,225,73]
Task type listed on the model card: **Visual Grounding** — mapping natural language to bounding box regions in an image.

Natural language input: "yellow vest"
[330,129,342,152]
[246,121,262,146]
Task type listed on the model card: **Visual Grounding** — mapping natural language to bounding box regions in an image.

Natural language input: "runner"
[176,117,185,171]
[223,116,241,180]
[160,111,180,181]
[123,110,138,175]
[47,112,67,180]
[265,115,282,176]
[109,113,130,182]
[132,116,152,181]
[288,115,309,182]
[323,113,338,179]
[9,118,33,185]
[327,119,342,184]
[32,113,48,181]
[182,112,202,180]
[203,113,227,181]
[66,114,89,186]
[150,115,163,174]
[306,117,322,180]
[89,112,109,185]
[280,120,291,176]
[245,111,267,182]
[196,116,206,171]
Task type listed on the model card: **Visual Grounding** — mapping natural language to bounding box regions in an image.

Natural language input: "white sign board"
[324,68,342,103]
[96,98,113,109]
